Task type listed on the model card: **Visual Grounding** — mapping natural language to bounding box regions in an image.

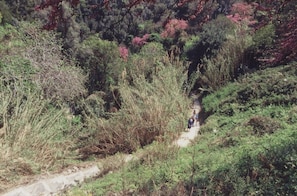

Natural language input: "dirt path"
[2,101,201,196]
[174,99,201,147]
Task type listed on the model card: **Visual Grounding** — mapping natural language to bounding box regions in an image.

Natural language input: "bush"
[127,42,167,81]
[0,58,78,191]
[199,15,235,50]
[200,24,253,91]
[246,116,281,136]
[186,15,235,63]
[77,35,124,93]
[252,23,276,49]
[20,22,87,104]
[0,1,13,24]
[78,57,189,158]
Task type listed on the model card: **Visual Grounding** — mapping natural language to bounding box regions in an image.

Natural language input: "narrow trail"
[2,100,201,196]
[174,99,201,147]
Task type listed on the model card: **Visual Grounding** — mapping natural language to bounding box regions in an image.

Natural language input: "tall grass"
[0,60,77,192]
[201,28,252,91]
[79,56,190,158]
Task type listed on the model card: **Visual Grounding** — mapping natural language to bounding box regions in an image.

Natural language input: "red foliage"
[227,2,257,26]
[119,46,129,61]
[132,34,150,47]
[251,0,297,65]
[35,0,80,30]
[161,19,188,38]
[270,17,297,65]
[36,0,211,30]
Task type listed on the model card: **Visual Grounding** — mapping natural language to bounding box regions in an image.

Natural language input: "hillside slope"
[63,62,297,195]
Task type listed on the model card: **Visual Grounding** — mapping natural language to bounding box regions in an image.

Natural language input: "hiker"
[188,117,194,129]
[193,110,199,126]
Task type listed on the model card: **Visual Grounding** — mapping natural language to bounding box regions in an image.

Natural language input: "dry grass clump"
[78,58,190,159]
[0,74,76,193]
[0,22,88,192]
[246,116,281,136]
[21,22,87,104]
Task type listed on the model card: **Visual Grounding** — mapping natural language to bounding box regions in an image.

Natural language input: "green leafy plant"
[200,24,253,91]
[78,54,189,159]
[0,1,13,24]
[77,35,124,93]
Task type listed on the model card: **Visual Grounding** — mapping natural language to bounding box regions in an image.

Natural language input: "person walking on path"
[187,117,194,130]
[193,110,199,126]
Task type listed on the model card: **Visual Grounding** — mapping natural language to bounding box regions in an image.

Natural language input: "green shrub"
[183,35,200,56]
[202,82,238,113]
[200,15,235,49]
[252,23,276,49]
[201,25,253,91]
[126,42,168,82]
[0,1,13,24]
[77,35,124,93]
[78,57,189,158]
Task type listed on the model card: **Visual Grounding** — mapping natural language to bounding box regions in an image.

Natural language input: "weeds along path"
[2,100,201,196]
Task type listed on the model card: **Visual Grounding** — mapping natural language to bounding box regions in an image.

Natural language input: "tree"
[35,0,215,31]
[35,0,80,30]
[76,36,124,93]
[242,0,297,66]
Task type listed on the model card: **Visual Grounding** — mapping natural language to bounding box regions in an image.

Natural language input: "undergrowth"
[64,62,297,195]
[0,23,86,192]
[77,57,190,159]
[0,59,80,192]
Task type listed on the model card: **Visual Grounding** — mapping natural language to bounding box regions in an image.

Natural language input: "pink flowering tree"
[226,2,258,27]
[131,34,150,47]
[119,46,129,61]
[161,19,188,38]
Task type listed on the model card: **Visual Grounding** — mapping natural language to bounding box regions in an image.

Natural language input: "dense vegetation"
[0,0,296,194]
[65,62,297,195]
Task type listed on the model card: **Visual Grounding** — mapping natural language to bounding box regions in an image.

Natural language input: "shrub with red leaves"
[275,19,297,64]
[132,34,150,47]
[35,0,80,30]
[119,46,129,61]
[226,2,257,26]
[161,19,188,38]
[249,0,297,65]
[269,2,297,65]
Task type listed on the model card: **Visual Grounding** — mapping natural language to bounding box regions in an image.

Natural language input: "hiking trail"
[2,100,201,196]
